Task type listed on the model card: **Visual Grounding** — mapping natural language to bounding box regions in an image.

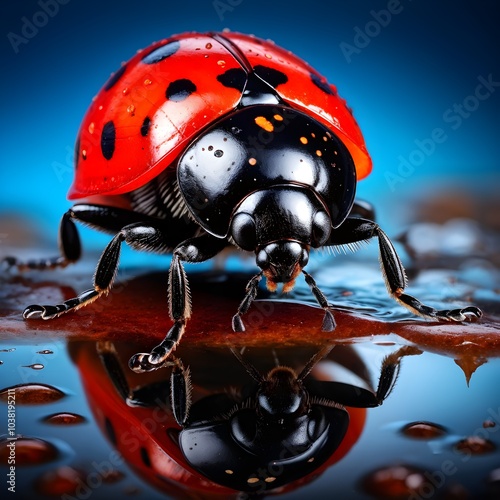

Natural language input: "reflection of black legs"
[129,234,228,373]
[375,345,421,403]
[328,217,482,322]
[170,357,191,426]
[97,340,190,425]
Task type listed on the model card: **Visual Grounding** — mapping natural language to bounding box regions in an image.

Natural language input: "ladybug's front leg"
[129,234,228,373]
[328,217,483,322]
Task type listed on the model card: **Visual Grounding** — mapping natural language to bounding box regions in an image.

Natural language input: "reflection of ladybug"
[6,32,481,372]
[70,341,419,496]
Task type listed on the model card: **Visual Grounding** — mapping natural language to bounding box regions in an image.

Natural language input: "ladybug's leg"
[23,220,173,320]
[129,233,228,373]
[302,271,336,331]
[2,204,170,272]
[231,272,263,332]
[2,211,81,271]
[349,199,376,220]
[328,217,483,322]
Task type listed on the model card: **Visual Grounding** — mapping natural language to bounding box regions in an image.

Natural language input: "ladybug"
[4,31,482,372]
[70,341,416,495]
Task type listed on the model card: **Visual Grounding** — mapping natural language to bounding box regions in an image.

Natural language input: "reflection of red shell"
[69,31,371,200]
[71,342,367,497]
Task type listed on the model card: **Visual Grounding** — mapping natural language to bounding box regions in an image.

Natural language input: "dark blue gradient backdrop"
[1,0,499,241]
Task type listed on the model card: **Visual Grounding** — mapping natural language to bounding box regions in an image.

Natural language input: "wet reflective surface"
[1,204,500,498]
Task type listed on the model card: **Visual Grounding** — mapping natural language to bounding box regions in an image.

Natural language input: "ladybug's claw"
[129,353,161,373]
[232,314,245,332]
[442,306,483,322]
[22,304,64,320]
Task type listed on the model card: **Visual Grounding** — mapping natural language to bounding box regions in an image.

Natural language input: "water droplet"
[42,413,86,425]
[454,355,487,385]
[483,420,496,428]
[0,361,3,365]
[0,348,15,352]
[0,437,58,465]
[37,350,53,355]
[486,468,500,495]
[455,436,496,454]
[143,78,152,86]
[102,469,125,483]
[217,60,226,67]
[214,149,223,158]
[23,363,44,370]
[0,383,65,405]
[122,87,129,95]
[35,466,86,497]
[88,122,95,134]
[126,104,135,116]
[205,42,212,49]
[361,464,428,498]
[401,421,447,439]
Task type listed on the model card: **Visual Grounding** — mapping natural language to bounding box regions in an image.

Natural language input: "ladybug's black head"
[230,185,331,291]
[256,365,308,421]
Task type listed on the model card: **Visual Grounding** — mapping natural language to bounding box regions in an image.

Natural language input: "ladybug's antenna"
[298,345,334,382]
[230,347,264,383]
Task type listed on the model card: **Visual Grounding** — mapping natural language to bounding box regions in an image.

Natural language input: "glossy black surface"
[177,104,357,238]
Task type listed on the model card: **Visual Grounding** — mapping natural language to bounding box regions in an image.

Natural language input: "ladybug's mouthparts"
[257,241,309,292]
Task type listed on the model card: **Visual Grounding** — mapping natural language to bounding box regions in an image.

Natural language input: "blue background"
[1,0,499,246]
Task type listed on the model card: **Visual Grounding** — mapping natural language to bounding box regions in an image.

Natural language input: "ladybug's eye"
[231,213,257,251]
[312,210,331,247]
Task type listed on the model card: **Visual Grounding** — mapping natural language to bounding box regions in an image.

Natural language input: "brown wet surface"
[1,197,500,499]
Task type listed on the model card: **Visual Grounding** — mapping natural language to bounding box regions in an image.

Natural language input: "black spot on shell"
[101,121,116,160]
[216,68,247,92]
[142,40,180,64]
[311,73,335,95]
[253,65,288,88]
[74,134,81,167]
[141,116,151,137]
[166,79,197,102]
[104,64,127,91]
[140,447,151,468]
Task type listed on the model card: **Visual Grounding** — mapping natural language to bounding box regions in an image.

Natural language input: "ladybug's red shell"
[69,31,371,200]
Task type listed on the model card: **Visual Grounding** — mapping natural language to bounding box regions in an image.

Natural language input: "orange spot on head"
[248,157,257,166]
[274,114,284,121]
[300,136,308,144]
[255,116,274,132]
